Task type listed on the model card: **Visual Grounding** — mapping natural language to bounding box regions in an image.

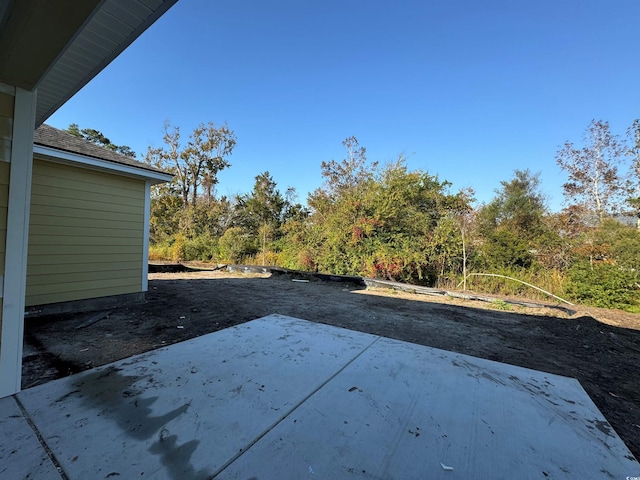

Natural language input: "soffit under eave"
[0,0,179,127]
[0,0,102,90]
[35,0,178,126]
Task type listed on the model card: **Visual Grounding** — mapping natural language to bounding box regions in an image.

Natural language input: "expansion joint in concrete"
[210,335,382,479]
[14,395,70,480]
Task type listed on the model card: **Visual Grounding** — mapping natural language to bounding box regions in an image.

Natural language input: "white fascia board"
[32,144,174,184]
[142,180,151,292]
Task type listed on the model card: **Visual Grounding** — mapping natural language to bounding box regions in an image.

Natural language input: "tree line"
[67,120,640,312]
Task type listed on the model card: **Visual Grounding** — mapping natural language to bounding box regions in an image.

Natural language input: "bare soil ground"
[22,268,640,460]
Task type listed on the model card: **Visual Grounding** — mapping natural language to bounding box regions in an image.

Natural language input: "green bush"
[566,261,639,310]
[149,242,172,260]
[183,235,218,261]
[171,234,186,262]
[149,234,218,262]
[218,227,254,264]
[480,229,533,269]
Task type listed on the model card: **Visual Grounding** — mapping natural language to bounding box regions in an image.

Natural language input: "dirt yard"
[22,268,640,460]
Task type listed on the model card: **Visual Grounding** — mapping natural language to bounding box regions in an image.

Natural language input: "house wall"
[25,159,146,306]
[0,161,7,331]
[0,89,12,354]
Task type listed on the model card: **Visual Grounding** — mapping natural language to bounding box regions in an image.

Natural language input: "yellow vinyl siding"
[28,244,144,256]
[28,269,141,287]
[0,91,13,363]
[27,260,141,276]
[26,159,146,306]
[0,162,9,274]
[0,163,8,341]
[29,213,141,230]
[30,205,141,223]
[0,92,13,118]
[0,118,11,140]
[33,162,144,193]
[31,192,142,214]
[26,273,141,305]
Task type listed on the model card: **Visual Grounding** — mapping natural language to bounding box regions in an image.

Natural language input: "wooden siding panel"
[26,160,146,306]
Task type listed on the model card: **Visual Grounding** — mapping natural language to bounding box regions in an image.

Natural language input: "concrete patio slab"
[0,396,60,479]
[16,315,378,479]
[4,314,640,479]
[220,335,639,479]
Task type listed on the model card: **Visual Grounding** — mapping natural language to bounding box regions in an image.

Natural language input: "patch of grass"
[491,299,512,311]
[623,304,640,314]
[149,243,172,260]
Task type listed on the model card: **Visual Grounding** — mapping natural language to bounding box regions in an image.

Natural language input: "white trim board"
[142,180,151,292]
[0,87,36,398]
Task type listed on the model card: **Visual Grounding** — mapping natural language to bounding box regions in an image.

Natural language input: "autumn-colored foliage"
[146,127,640,311]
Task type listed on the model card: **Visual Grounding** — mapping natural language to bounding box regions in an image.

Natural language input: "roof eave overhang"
[0,0,179,127]
[33,0,179,126]
[33,144,174,184]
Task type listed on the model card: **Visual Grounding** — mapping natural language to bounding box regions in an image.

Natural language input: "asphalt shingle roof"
[33,124,169,175]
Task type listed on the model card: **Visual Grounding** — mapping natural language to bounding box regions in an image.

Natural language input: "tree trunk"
[462,228,467,291]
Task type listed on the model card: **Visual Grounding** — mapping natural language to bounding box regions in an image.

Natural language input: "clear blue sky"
[47,0,640,211]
